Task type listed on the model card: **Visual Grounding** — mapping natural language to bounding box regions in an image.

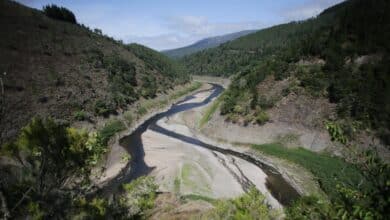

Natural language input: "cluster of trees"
[42,5,77,24]
[183,0,390,143]
[86,43,190,118]
[286,123,389,219]
[183,1,390,217]
[198,187,276,219]
[40,4,190,120]
[0,118,156,219]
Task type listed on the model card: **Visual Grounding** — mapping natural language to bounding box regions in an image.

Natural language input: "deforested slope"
[0,0,188,143]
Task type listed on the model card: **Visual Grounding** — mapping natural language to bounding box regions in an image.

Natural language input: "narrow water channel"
[108,84,300,206]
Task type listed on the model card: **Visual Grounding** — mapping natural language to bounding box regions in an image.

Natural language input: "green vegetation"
[102,53,139,107]
[0,118,106,218]
[198,187,277,219]
[87,47,193,117]
[199,94,223,127]
[285,149,389,219]
[123,111,134,125]
[255,110,269,125]
[117,176,158,218]
[94,99,116,117]
[180,163,211,194]
[163,30,256,58]
[136,105,148,116]
[181,194,217,204]
[183,0,390,143]
[252,143,366,200]
[128,82,202,121]
[169,81,201,100]
[98,119,126,145]
[42,4,77,24]
[174,177,181,194]
[73,110,87,121]
[0,118,159,219]
[71,177,157,219]
[121,153,131,163]
[252,143,389,219]
[127,44,189,85]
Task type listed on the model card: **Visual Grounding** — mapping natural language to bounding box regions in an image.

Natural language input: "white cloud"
[167,15,264,37]
[125,34,192,51]
[124,16,265,50]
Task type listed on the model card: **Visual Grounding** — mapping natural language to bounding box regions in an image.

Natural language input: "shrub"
[137,106,147,116]
[286,196,333,219]
[116,177,158,218]
[251,143,367,202]
[199,187,276,219]
[74,110,87,121]
[94,100,115,117]
[255,110,269,124]
[98,119,126,145]
[123,111,134,125]
[0,118,105,218]
[42,4,77,24]
[257,95,276,109]
[140,76,157,98]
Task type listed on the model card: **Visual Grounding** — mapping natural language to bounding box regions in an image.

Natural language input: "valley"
[0,0,389,219]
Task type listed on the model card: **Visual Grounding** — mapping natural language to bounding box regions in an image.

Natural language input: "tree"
[0,118,101,218]
[42,5,77,24]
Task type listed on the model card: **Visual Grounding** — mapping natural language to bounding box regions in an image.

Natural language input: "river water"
[110,84,300,206]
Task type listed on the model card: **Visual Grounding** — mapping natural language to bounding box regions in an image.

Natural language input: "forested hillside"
[0,0,188,144]
[0,1,192,218]
[162,30,256,58]
[184,0,390,144]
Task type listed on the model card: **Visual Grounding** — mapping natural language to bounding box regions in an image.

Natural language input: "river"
[104,83,300,206]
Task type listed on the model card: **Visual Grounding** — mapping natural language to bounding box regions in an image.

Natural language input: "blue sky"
[16,0,343,50]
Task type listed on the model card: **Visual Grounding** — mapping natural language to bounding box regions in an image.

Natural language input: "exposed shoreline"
[88,82,205,187]
[174,83,324,198]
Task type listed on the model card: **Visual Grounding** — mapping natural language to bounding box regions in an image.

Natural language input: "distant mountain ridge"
[162,30,257,58]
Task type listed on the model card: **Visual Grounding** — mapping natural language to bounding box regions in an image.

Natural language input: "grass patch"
[123,111,133,125]
[199,93,223,128]
[73,110,87,121]
[174,177,181,194]
[251,143,367,200]
[134,82,201,119]
[181,194,217,204]
[136,106,148,116]
[99,119,126,144]
[121,153,131,163]
[181,163,211,194]
[169,81,201,100]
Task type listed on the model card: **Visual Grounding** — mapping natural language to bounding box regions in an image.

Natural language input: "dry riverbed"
[87,82,204,186]
[139,84,283,209]
[172,84,324,198]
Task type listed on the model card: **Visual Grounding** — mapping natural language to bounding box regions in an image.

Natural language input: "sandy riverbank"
[138,86,283,209]
[90,82,205,186]
[170,86,324,198]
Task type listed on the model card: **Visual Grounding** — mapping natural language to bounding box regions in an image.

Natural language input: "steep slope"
[184,0,390,146]
[0,0,188,143]
[162,30,256,58]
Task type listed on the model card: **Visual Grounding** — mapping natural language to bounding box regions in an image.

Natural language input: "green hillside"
[162,30,256,58]
[0,0,188,143]
[183,0,390,144]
